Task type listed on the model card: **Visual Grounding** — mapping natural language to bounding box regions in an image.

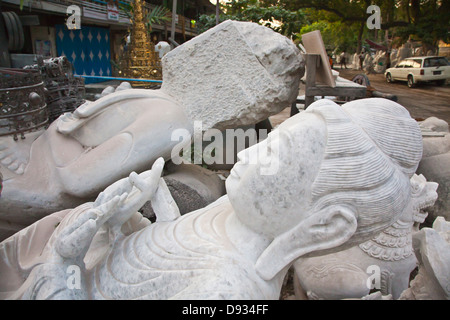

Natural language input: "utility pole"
[170,0,177,47]
[216,0,220,25]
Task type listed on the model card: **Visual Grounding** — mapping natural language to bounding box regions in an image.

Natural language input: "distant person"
[328,55,333,69]
[340,51,347,69]
[385,51,391,69]
[359,51,365,70]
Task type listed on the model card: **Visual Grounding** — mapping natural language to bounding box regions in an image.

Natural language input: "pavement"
[270,65,450,128]
[337,66,450,124]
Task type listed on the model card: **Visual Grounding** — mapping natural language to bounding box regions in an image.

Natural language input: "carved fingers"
[103,158,165,228]
[55,209,98,259]
[128,157,165,201]
[94,175,132,208]
[55,158,166,257]
[55,195,127,259]
[94,193,128,226]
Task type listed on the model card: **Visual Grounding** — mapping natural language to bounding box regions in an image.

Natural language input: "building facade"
[1,0,215,81]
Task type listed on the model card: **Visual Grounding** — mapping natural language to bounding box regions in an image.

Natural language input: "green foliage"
[198,0,448,53]
[296,20,360,53]
[119,2,133,20]
[197,14,228,33]
[390,0,449,48]
[146,5,172,31]
[281,0,449,51]
[119,3,172,33]
[280,0,367,22]
[197,0,306,39]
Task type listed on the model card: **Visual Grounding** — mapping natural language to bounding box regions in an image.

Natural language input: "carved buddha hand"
[55,157,165,261]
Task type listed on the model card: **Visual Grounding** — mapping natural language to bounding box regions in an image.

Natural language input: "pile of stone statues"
[0,21,448,300]
[351,41,438,74]
[352,50,389,74]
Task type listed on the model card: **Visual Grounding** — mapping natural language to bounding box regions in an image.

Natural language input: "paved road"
[270,67,450,128]
[337,68,450,124]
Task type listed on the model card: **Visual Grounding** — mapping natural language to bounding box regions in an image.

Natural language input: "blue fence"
[75,75,163,83]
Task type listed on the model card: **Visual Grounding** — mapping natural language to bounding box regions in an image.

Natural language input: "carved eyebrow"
[275,129,294,149]
[263,129,293,159]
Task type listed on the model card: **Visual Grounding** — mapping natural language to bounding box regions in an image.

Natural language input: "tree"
[295,19,361,54]
[388,0,449,53]
[281,0,382,53]
[199,0,449,54]
[197,0,306,39]
[120,3,172,35]
[279,0,449,53]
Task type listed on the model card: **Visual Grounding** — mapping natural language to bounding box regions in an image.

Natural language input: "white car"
[385,56,450,88]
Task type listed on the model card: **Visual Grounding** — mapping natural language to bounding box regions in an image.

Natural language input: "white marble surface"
[399,216,450,300]
[293,173,438,300]
[0,98,424,300]
[155,41,170,59]
[161,20,305,131]
[417,117,450,221]
[0,20,305,240]
[0,89,192,240]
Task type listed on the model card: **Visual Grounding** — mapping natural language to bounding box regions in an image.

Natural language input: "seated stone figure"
[0,20,304,240]
[0,98,423,299]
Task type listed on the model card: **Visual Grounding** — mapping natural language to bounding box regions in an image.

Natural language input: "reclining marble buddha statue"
[0,98,423,299]
[0,20,304,240]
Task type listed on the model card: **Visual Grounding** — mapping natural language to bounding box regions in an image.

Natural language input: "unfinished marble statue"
[392,42,413,67]
[372,50,387,74]
[293,173,438,300]
[140,161,226,221]
[155,41,170,59]
[0,98,423,299]
[363,54,374,73]
[0,20,304,240]
[399,217,450,300]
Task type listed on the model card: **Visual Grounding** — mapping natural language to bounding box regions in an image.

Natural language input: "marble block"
[161,20,305,131]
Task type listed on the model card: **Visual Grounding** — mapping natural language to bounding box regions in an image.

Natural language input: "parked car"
[385,56,450,88]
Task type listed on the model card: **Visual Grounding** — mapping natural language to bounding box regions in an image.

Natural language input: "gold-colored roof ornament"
[119,0,162,87]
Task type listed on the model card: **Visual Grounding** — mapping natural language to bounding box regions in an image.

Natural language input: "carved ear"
[255,206,357,281]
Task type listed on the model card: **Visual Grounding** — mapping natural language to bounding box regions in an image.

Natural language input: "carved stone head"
[226,98,423,280]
